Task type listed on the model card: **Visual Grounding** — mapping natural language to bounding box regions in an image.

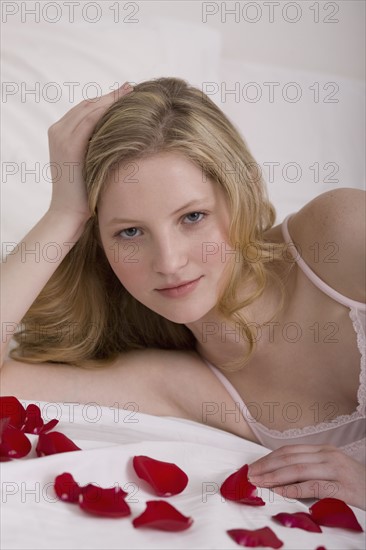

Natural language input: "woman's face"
[97,151,234,324]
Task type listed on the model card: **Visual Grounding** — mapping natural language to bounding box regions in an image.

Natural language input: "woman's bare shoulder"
[288,188,365,302]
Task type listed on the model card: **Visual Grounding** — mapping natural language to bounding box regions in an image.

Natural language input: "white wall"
[141,0,365,80]
[1,0,364,249]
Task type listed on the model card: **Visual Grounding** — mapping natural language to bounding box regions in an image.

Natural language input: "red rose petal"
[36,431,81,456]
[79,484,131,518]
[132,500,193,531]
[0,397,59,435]
[22,404,59,434]
[0,417,10,433]
[272,512,322,533]
[0,418,12,461]
[54,472,82,503]
[133,455,188,497]
[0,423,31,460]
[21,404,44,434]
[39,418,59,434]
[220,464,265,506]
[0,396,26,429]
[82,482,128,500]
[227,527,284,548]
[309,498,363,532]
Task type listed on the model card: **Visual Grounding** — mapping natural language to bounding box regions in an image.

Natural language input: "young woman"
[1,78,365,509]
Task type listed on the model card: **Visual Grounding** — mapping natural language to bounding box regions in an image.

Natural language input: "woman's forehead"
[96,164,229,230]
[99,154,219,204]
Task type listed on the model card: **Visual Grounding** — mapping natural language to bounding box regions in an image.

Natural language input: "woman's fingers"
[47,81,134,220]
[250,461,336,487]
[73,83,134,131]
[271,479,341,501]
[248,444,337,476]
[53,82,133,130]
[48,83,134,160]
[49,82,134,163]
[247,445,366,509]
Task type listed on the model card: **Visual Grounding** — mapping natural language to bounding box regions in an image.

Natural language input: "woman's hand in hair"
[47,82,134,222]
[247,444,366,510]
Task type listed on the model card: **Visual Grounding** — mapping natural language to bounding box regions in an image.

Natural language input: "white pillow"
[1,14,222,253]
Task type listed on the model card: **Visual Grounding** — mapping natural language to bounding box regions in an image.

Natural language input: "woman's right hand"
[47,82,134,223]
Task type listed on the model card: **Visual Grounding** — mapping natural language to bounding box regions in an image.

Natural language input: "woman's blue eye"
[185,212,205,223]
[116,212,205,239]
[119,227,140,238]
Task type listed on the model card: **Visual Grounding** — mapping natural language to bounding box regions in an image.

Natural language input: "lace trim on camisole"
[205,213,366,445]
[349,308,366,416]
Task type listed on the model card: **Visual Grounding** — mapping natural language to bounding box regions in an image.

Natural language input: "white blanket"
[1,400,365,549]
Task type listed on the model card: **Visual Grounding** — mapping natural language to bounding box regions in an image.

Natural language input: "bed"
[1,7,365,549]
[2,400,365,549]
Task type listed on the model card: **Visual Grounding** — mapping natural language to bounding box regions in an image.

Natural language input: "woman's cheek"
[104,241,143,284]
[201,231,230,266]
[106,239,141,267]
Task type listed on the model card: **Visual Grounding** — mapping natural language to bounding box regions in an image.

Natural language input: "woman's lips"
[155,276,203,298]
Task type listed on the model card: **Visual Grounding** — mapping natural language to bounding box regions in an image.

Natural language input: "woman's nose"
[152,235,188,275]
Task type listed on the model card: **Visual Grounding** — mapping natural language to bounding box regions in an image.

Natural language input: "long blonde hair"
[10,77,293,371]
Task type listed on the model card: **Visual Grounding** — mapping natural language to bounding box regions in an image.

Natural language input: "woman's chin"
[155,307,206,326]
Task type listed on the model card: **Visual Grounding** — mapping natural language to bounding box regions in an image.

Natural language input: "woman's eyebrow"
[106,198,211,226]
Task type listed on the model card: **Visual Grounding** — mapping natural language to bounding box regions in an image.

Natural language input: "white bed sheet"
[1,400,365,549]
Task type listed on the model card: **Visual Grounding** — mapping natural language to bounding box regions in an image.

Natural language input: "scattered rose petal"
[21,404,44,433]
[54,473,82,503]
[36,431,81,456]
[0,417,10,433]
[0,418,31,460]
[79,484,131,518]
[132,500,193,531]
[0,396,59,435]
[0,417,12,461]
[272,512,322,533]
[227,527,284,548]
[133,455,188,497]
[220,464,265,506]
[309,498,363,532]
[22,404,59,434]
[38,418,59,434]
[0,396,26,429]
[82,482,128,500]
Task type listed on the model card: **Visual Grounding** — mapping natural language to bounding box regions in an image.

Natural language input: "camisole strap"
[282,213,366,311]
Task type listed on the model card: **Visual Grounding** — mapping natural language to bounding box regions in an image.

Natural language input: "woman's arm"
[0,84,134,367]
[0,212,87,365]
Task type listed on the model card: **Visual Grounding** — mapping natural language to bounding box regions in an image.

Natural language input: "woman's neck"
[186,260,296,369]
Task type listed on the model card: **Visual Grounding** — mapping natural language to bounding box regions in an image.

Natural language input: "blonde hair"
[10,77,294,371]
